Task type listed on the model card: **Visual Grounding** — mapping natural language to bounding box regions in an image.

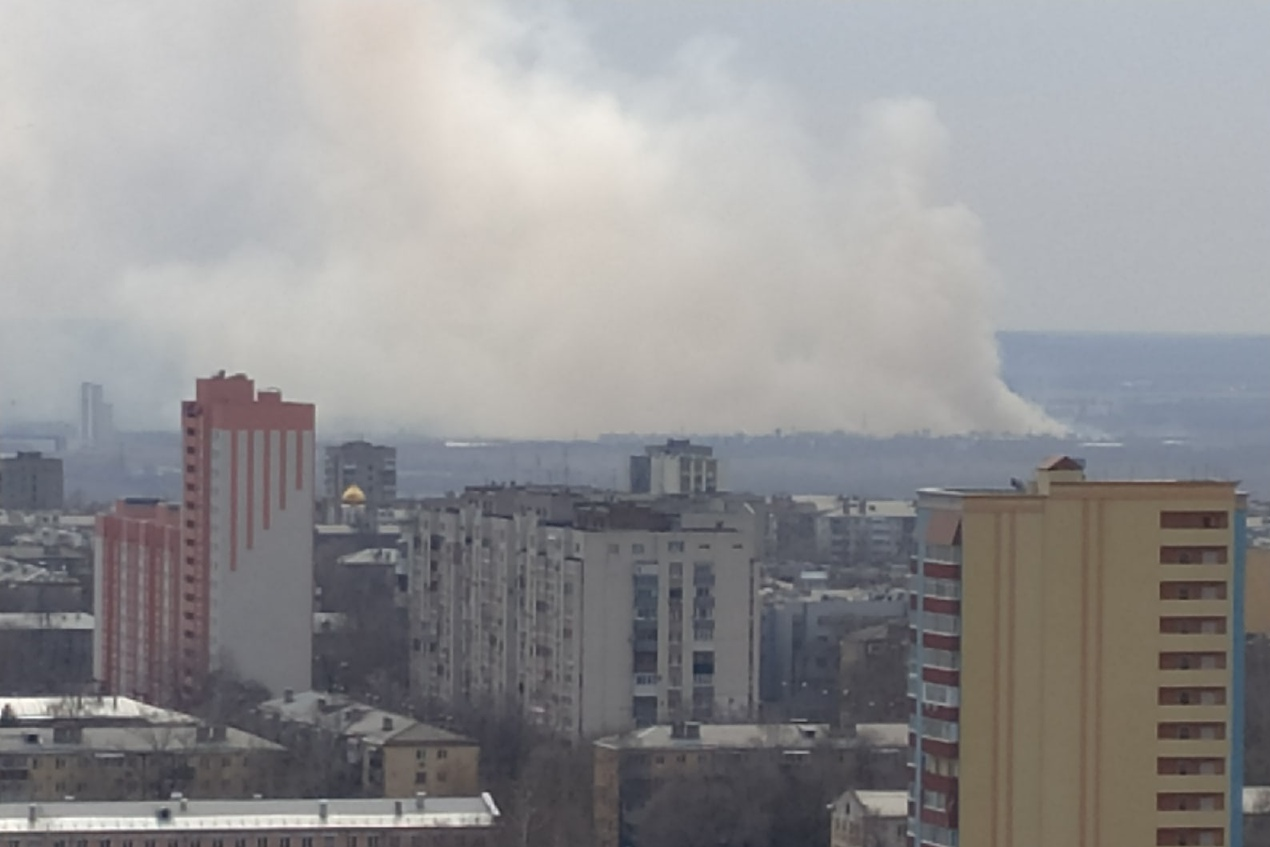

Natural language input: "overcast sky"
[572,3,1270,333]
[1,2,1266,432]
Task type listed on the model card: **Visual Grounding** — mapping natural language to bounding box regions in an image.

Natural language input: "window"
[437,748,448,760]
[632,543,645,555]
[415,771,427,784]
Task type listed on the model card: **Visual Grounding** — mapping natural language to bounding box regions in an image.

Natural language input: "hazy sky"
[570,3,1270,334]
[1,2,1265,433]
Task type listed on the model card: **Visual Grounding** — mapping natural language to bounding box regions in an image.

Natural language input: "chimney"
[670,721,685,740]
[195,726,211,743]
[318,800,329,821]
[28,804,36,824]
[381,716,393,732]
[180,796,188,812]
[414,791,427,811]
[684,722,701,740]
[394,800,403,818]
[284,688,295,704]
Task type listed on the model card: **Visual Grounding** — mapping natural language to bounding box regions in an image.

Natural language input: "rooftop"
[0,696,194,727]
[847,789,908,819]
[256,691,470,747]
[595,722,907,751]
[0,612,93,631]
[0,796,500,833]
[0,725,282,754]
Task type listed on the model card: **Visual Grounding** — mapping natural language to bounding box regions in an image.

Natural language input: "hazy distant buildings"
[408,486,760,738]
[324,440,397,527]
[78,382,114,448]
[96,373,314,706]
[0,452,64,512]
[910,457,1244,846]
[629,439,721,496]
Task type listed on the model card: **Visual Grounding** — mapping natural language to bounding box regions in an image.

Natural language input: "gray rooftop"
[0,612,93,631]
[0,796,499,833]
[595,722,907,751]
[0,725,283,754]
[256,691,470,747]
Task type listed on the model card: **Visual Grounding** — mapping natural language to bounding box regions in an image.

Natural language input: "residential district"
[3,373,1270,845]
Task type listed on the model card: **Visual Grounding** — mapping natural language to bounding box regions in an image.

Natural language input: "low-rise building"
[592,721,906,847]
[250,691,479,798]
[0,723,283,802]
[829,789,908,847]
[0,612,94,693]
[0,795,500,847]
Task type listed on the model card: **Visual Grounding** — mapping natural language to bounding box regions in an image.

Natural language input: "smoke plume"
[0,1,1057,437]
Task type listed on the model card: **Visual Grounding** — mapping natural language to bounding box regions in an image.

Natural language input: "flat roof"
[0,725,283,754]
[595,722,907,751]
[0,612,93,631]
[0,797,499,833]
[0,696,193,726]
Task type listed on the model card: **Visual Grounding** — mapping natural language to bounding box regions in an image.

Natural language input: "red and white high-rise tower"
[97,372,315,706]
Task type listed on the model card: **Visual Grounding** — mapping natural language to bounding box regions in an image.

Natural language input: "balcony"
[693,673,714,686]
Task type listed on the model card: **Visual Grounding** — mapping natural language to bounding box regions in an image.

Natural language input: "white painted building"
[830,789,909,847]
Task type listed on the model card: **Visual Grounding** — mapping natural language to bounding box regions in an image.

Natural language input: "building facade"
[0,611,93,693]
[97,374,314,706]
[909,457,1245,847]
[628,440,721,496]
[831,789,908,847]
[0,796,500,847]
[95,500,183,704]
[324,441,396,525]
[0,452,64,512]
[408,487,760,738]
[0,696,283,802]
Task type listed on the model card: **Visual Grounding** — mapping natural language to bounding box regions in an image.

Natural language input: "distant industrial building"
[96,373,315,707]
[592,721,907,847]
[409,486,760,737]
[250,690,480,798]
[0,452,64,512]
[910,457,1245,846]
[629,439,721,496]
[324,441,396,527]
[0,796,501,846]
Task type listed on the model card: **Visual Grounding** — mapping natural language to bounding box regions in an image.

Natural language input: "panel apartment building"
[908,456,1245,847]
[97,373,315,706]
[408,486,760,738]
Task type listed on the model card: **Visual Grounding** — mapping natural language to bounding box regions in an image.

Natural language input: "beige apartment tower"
[909,457,1246,847]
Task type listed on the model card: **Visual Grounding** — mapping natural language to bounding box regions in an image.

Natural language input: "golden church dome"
[341,484,367,506]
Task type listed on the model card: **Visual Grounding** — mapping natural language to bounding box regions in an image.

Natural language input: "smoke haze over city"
[0,1,1061,437]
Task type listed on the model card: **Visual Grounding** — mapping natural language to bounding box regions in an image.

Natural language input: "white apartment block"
[408,488,760,738]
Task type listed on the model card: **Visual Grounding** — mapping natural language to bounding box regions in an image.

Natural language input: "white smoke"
[0,1,1058,437]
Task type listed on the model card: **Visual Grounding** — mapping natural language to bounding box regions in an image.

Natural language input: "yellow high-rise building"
[910,456,1246,847]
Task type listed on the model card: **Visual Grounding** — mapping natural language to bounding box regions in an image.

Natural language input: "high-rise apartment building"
[324,440,397,524]
[629,439,722,496]
[97,373,315,706]
[909,456,1245,847]
[408,486,760,738]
